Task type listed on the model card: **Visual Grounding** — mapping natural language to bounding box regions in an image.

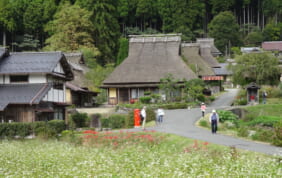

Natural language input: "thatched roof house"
[196,38,220,67]
[181,43,215,77]
[102,34,197,104]
[64,53,98,107]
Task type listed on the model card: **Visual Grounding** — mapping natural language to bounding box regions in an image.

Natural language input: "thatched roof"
[103,34,197,87]
[196,38,220,67]
[64,52,90,88]
[181,43,215,76]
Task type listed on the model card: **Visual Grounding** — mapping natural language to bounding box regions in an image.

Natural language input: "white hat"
[212,109,216,113]
[201,102,204,105]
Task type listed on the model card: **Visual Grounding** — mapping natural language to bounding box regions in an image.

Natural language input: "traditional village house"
[102,34,197,105]
[0,48,73,122]
[64,53,98,107]
[182,39,226,94]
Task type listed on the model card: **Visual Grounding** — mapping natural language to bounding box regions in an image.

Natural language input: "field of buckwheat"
[0,130,281,177]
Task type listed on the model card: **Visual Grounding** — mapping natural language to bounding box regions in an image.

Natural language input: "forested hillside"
[0,0,282,65]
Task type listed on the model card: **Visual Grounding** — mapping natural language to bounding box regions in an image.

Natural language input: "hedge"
[0,120,66,139]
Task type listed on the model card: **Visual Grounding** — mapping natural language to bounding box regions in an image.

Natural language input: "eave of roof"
[0,83,52,111]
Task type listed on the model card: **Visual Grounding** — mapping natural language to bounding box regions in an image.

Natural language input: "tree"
[159,74,180,102]
[44,3,98,53]
[231,52,280,85]
[76,0,120,65]
[116,37,128,65]
[183,79,205,102]
[208,11,241,54]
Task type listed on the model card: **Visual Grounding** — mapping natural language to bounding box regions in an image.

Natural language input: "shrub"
[246,116,281,127]
[251,128,274,142]
[273,120,282,146]
[125,111,134,128]
[71,113,89,128]
[199,120,208,127]
[217,110,238,123]
[237,127,248,137]
[101,114,128,129]
[162,103,188,109]
[146,108,156,122]
[47,120,66,134]
[139,96,151,104]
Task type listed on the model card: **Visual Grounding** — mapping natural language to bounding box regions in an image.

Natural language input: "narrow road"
[151,89,282,156]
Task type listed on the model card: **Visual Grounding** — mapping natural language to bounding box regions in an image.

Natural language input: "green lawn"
[0,131,281,177]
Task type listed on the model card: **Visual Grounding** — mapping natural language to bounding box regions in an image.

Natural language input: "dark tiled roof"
[66,82,97,94]
[0,83,52,111]
[213,63,233,75]
[103,34,197,85]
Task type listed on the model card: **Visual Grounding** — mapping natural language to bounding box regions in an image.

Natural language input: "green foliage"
[116,38,129,65]
[159,74,181,102]
[183,78,205,102]
[139,96,151,104]
[76,0,120,64]
[273,120,282,146]
[208,11,241,54]
[237,127,249,137]
[217,110,239,123]
[262,22,282,41]
[199,120,208,127]
[145,107,156,122]
[245,116,281,127]
[12,34,40,51]
[100,114,130,129]
[47,120,66,134]
[71,113,89,128]
[0,121,66,139]
[44,3,98,52]
[244,31,264,46]
[85,63,114,92]
[231,52,280,85]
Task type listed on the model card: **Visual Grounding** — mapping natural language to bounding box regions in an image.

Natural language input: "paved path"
[147,89,282,156]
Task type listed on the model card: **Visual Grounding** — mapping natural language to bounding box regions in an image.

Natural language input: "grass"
[0,131,281,177]
[245,104,282,117]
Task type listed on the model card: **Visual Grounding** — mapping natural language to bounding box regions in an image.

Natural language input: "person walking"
[200,103,206,117]
[209,109,219,134]
[157,107,165,125]
[262,91,267,104]
[141,106,146,130]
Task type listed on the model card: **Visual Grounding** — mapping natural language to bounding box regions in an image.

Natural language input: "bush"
[139,96,151,104]
[125,111,134,128]
[237,127,249,137]
[273,120,282,146]
[47,120,66,134]
[146,108,156,122]
[71,113,89,128]
[199,120,208,127]
[101,114,128,129]
[217,110,238,123]
[162,103,188,109]
[245,116,281,127]
[0,121,66,139]
[251,128,274,142]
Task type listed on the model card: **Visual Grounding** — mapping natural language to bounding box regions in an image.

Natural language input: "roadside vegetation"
[0,131,281,177]
[198,87,282,146]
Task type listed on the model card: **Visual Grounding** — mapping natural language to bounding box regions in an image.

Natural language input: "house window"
[54,108,64,120]
[10,75,29,83]
[53,82,63,90]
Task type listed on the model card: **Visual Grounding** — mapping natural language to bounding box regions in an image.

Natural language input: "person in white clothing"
[209,109,219,134]
[157,108,165,124]
[141,106,146,130]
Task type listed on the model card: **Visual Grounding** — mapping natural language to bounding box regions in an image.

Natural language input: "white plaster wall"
[54,63,65,74]
[29,74,46,83]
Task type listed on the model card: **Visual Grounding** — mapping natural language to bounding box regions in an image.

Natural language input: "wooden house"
[64,53,98,107]
[101,34,197,105]
[0,48,73,122]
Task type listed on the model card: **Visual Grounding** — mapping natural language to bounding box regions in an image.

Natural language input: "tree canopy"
[231,52,280,85]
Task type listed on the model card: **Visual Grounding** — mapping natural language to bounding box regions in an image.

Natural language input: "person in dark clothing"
[209,109,219,134]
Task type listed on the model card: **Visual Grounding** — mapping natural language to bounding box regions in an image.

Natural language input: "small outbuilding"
[246,82,260,104]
